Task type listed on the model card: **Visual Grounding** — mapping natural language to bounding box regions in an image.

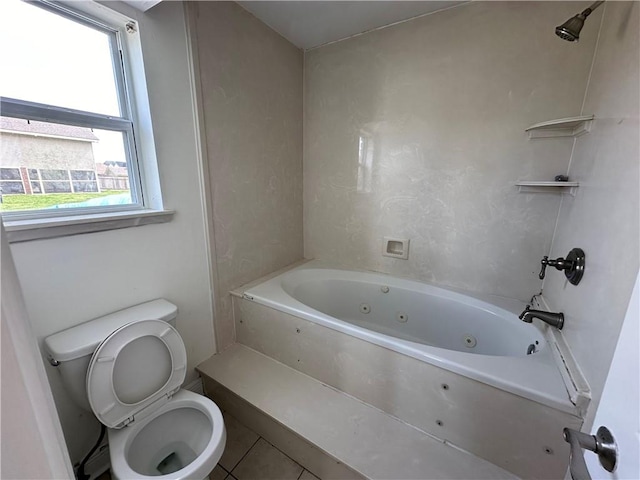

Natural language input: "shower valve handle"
[538,248,585,285]
[539,256,574,280]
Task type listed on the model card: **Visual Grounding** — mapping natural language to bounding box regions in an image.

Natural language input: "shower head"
[555,1,604,42]
[555,14,587,42]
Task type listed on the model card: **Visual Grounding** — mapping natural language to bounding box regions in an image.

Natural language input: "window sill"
[2,209,174,243]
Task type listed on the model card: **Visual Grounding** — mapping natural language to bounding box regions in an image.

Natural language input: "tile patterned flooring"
[95,412,321,480]
[210,413,321,480]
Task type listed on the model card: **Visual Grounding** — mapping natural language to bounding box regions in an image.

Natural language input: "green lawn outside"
[0,191,129,211]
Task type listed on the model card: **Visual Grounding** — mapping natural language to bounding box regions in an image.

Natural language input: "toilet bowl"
[108,390,225,480]
[44,300,226,480]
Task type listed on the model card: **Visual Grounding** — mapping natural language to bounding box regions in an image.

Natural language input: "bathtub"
[241,261,576,414]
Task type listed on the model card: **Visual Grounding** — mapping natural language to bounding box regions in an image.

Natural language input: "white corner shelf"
[516,181,579,196]
[525,115,595,139]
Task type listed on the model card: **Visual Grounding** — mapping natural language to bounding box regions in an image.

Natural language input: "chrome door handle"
[563,426,618,480]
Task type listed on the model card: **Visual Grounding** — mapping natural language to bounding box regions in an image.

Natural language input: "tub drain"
[463,334,477,348]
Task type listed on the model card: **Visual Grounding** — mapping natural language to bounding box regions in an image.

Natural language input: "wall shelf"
[516,181,579,196]
[525,115,595,139]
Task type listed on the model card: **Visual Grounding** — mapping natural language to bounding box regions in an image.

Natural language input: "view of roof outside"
[0,0,132,212]
[0,117,100,141]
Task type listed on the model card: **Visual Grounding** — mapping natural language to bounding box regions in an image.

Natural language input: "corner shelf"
[525,115,595,139]
[516,181,579,196]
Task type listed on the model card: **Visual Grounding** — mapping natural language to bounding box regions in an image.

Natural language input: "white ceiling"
[121,0,163,12]
[238,1,468,50]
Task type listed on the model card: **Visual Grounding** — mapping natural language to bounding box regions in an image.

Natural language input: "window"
[0,0,166,232]
[0,168,25,194]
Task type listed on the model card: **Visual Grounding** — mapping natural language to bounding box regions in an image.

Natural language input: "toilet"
[44,299,225,480]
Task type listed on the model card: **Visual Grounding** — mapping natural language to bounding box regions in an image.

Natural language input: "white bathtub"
[242,262,576,413]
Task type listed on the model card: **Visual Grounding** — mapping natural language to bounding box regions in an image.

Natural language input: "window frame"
[0,0,146,221]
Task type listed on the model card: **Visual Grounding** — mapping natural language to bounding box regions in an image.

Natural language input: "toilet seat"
[86,319,187,428]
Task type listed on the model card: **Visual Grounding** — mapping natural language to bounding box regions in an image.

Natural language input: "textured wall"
[304,2,600,301]
[543,2,639,425]
[189,2,304,350]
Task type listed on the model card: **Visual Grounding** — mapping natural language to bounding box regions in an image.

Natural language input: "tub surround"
[541,1,640,426]
[303,1,601,302]
[298,1,640,436]
[188,1,304,352]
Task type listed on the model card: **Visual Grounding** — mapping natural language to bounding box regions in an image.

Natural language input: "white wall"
[543,1,639,426]
[304,2,601,301]
[7,1,216,464]
[1,224,74,479]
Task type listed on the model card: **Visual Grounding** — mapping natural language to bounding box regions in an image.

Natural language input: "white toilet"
[44,299,225,480]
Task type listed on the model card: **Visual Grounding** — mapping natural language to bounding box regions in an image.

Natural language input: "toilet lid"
[86,319,187,428]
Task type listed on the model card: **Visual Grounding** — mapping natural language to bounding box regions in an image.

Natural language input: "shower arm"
[581,1,604,18]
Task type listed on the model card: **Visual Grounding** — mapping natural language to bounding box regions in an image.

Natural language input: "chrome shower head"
[555,1,604,42]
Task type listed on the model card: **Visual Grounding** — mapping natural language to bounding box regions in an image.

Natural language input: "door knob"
[563,426,617,480]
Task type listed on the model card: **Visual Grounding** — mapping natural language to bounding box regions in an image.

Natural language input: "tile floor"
[210,413,321,480]
[94,412,321,480]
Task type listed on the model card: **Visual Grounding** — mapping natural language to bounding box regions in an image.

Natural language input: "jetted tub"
[241,262,576,413]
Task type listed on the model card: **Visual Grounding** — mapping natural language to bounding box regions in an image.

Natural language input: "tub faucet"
[519,306,564,330]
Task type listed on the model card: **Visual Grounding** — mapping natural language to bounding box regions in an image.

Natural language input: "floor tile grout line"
[255,435,305,475]
[229,435,262,474]
[263,438,306,470]
[226,415,316,479]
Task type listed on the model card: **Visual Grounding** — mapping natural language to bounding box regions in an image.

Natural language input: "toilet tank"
[44,299,178,411]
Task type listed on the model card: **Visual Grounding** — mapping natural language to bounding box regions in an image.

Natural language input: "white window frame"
[1,0,173,242]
